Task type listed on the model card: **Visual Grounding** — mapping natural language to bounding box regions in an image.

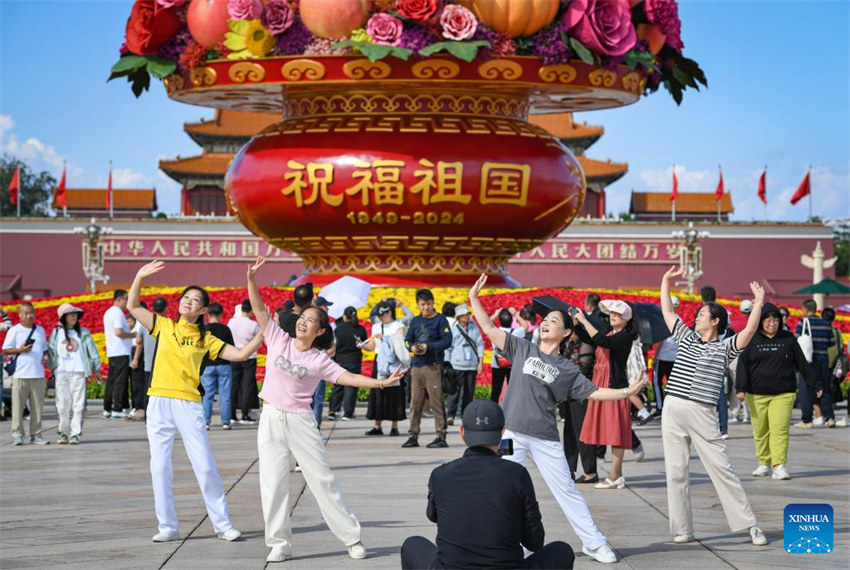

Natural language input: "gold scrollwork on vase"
[343,59,391,80]
[538,64,577,84]
[588,69,617,88]
[621,71,642,92]
[190,66,217,87]
[229,62,266,83]
[164,74,185,94]
[302,253,510,275]
[412,59,460,79]
[281,59,326,81]
[478,60,523,81]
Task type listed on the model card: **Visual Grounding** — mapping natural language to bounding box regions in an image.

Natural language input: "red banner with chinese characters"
[99,236,299,261]
[513,239,681,264]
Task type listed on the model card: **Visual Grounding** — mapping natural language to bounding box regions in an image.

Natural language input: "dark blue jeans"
[799,358,834,422]
[200,364,232,426]
[716,383,728,435]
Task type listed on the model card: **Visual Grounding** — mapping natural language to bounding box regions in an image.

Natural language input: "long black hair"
[623,301,640,341]
[59,312,82,343]
[703,302,728,336]
[181,285,210,347]
[300,306,335,351]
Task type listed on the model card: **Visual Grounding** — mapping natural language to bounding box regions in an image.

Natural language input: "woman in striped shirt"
[659,266,768,547]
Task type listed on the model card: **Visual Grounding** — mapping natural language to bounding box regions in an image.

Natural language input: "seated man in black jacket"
[401,399,575,569]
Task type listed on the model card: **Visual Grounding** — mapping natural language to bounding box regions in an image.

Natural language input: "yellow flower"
[350,28,371,44]
[225,19,275,60]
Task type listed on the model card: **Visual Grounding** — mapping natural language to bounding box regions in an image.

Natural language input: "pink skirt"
[580,345,632,449]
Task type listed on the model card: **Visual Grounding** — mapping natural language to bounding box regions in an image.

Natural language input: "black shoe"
[426,437,448,448]
[637,414,652,426]
[576,474,599,484]
[389,428,400,436]
[327,413,338,421]
[402,436,419,448]
[364,427,384,436]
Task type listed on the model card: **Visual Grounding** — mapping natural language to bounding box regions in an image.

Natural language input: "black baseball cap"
[461,400,505,447]
[315,296,333,307]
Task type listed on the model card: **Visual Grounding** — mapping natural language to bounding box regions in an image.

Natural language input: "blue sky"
[1,0,848,221]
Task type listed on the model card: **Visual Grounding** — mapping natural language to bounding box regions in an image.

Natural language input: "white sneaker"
[720,433,729,440]
[673,534,695,544]
[12,436,23,446]
[102,411,111,419]
[836,417,847,427]
[771,464,791,480]
[267,545,293,562]
[749,526,767,546]
[30,435,49,445]
[582,543,617,564]
[594,477,625,489]
[348,542,367,559]
[152,531,181,542]
[217,528,242,541]
[110,411,126,419]
[752,465,771,477]
[633,444,645,462]
[813,416,825,426]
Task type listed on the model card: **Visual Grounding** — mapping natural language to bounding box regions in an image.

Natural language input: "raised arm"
[734,282,765,351]
[127,260,164,332]
[337,365,406,389]
[660,265,686,332]
[246,255,270,332]
[468,274,507,351]
[220,332,264,362]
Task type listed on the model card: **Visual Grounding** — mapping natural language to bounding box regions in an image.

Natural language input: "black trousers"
[563,399,599,476]
[329,384,358,417]
[104,355,130,413]
[130,362,147,410]
[491,367,511,402]
[231,359,259,417]
[446,369,477,418]
[401,536,574,570]
[654,359,675,411]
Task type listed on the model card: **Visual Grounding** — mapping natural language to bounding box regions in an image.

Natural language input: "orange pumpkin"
[457,0,560,38]
[637,23,666,55]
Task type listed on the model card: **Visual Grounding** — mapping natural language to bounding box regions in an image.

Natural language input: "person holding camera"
[3,302,49,446]
[444,304,484,425]
[401,399,575,569]
[329,306,368,421]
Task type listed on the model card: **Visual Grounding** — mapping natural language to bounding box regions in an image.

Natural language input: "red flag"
[757,171,767,204]
[8,165,20,205]
[106,164,112,211]
[670,170,679,202]
[55,166,67,209]
[715,170,724,201]
[790,171,810,205]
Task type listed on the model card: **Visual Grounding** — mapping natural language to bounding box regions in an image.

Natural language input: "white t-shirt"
[103,306,132,357]
[57,329,86,373]
[2,324,47,379]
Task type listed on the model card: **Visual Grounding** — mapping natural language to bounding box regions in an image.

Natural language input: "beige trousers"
[407,364,446,439]
[11,377,46,439]
[662,396,757,535]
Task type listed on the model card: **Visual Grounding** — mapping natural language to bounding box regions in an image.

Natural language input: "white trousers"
[503,430,607,550]
[146,396,233,534]
[258,405,361,550]
[54,371,87,437]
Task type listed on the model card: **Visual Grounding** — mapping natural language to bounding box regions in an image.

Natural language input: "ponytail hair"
[181,285,210,347]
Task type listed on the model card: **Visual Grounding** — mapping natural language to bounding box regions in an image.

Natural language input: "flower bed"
[111,0,705,104]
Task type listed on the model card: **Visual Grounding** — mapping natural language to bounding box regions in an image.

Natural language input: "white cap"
[740,300,754,314]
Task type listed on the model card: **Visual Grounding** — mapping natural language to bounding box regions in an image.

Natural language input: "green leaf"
[330,39,357,50]
[389,46,413,61]
[358,43,394,62]
[146,57,177,79]
[569,38,595,66]
[224,31,246,52]
[419,40,489,62]
[110,55,148,75]
[228,19,250,34]
[129,67,151,98]
[623,49,656,71]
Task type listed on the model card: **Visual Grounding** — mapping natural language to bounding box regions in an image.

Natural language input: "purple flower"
[399,25,435,52]
[440,4,477,41]
[472,24,497,60]
[228,0,263,21]
[158,28,192,61]
[531,22,571,65]
[263,0,294,36]
[644,0,683,51]
[274,19,313,56]
[367,13,403,46]
[561,0,636,57]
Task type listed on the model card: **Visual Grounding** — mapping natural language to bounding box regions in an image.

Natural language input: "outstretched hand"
[136,260,164,279]
[749,281,765,303]
[469,273,488,300]
[383,365,407,387]
[663,265,686,281]
[248,255,266,279]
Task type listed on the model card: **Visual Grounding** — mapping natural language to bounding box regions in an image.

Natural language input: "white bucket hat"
[598,299,633,321]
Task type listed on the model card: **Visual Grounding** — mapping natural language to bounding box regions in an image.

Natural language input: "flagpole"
[62,159,67,218]
[109,160,113,220]
[717,164,721,223]
[763,165,767,223]
[671,164,676,223]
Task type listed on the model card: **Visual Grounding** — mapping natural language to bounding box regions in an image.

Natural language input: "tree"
[0,154,56,217]
[835,220,849,278]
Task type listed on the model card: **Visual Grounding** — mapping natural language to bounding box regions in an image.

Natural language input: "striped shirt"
[795,316,835,360]
[665,318,742,405]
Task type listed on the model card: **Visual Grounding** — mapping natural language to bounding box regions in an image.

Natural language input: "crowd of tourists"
[2,262,848,567]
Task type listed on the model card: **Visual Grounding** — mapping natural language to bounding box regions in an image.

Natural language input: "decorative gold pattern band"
[300,253,511,275]
[265,235,545,256]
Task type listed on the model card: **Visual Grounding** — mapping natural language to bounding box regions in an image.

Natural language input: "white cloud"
[0,114,84,179]
[638,165,715,192]
[0,114,13,136]
[110,167,151,188]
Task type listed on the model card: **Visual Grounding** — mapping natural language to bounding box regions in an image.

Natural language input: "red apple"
[187,0,231,49]
[299,0,371,39]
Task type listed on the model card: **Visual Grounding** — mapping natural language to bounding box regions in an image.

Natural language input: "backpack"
[797,318,814,363]
[376,324,409,378]
[626,339,647,386]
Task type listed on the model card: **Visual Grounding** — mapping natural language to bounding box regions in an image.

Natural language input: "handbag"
[441,363,459,395]
[3,326,36,377]
[797,318,814,363]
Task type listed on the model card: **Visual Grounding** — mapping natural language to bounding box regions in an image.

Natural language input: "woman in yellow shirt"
[128,260,263,544]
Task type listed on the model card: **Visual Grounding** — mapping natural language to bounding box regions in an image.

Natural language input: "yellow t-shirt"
[147,315,227,403]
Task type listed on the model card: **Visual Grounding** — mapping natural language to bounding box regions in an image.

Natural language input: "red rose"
[125,0,182,56]
[397,0,439,22]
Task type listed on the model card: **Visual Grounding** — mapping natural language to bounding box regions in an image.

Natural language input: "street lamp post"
[74,217,113,293]
[671,221,710,295]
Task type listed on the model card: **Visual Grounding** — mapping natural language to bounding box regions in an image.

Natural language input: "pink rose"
[227,0,263,20]
[440,4,477,41]
[644,0,683,51]
[367,13,403,46]
[397,0,439,22]
[561,0,636,57]
[263,0,294,35]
